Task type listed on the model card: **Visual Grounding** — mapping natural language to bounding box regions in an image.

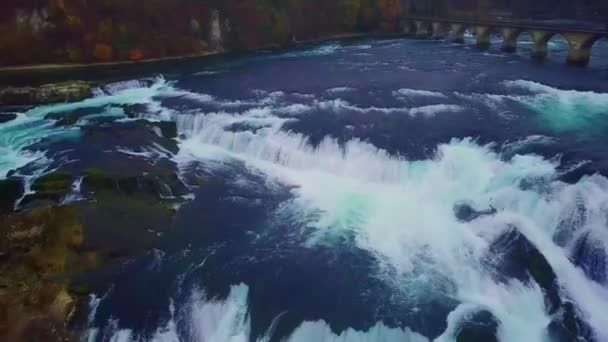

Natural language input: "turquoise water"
[3,37,608,342]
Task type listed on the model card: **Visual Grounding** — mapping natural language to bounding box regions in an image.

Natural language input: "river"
[2,35,608,342]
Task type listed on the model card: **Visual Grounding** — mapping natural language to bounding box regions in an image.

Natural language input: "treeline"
[0,0,402,66]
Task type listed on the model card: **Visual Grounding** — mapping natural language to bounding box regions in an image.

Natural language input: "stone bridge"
[402,17,608,66]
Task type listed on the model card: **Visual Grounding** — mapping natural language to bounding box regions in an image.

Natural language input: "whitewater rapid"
[3,55,608,340]
[45,76,604,342]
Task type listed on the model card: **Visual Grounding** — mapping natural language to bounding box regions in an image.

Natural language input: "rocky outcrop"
[0,206,84,341]
[19,171,73,208]
[486,227,593,341]
[0,81,92,105]
[0,113,17,123]
[456,310,499,342]
[0,166,184,340]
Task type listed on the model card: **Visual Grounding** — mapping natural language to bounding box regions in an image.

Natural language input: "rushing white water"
[10,77,606,341]
[0,77,171,180]
[457,79,608,137]
[394,89,448,99]
[505,80,608,134]
[165,83,608,341]
[99,283,429,342]
[0,112,73,178]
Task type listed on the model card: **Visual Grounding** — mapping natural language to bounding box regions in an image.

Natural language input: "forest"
[0,0,402,66]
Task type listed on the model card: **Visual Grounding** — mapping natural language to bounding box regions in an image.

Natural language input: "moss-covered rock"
[80,192,175,259]
[0,206,85,340]
[35,81,92,104]
[82,168,115,193]
[0,162,183,340]
[50,112,83,126]
[0,81,92,106]
[82,166,186,200]
[28,171,73,203]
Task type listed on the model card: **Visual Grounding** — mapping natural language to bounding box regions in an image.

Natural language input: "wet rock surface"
[0,105,186,340]
[0,81,92,106]
[0,207,84,341]
[486,227,593,341]
[455,310,499,342]
[453,202,497,222]
[0,113,17,123]
[487,227,561,310]
[0,178,23,216]
[571,232,607,285]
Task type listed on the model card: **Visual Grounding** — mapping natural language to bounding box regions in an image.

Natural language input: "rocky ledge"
[0,81,92,106]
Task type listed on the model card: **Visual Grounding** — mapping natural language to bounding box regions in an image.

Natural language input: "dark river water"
[2,34,608,342]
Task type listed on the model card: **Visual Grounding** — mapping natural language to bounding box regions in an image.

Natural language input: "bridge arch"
[522,30,562,60]
[589,37,608,68]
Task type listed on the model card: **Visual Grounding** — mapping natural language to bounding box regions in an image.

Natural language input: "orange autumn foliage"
[0,0,405,66]
[93,43,113,62]
[129,49,144,61]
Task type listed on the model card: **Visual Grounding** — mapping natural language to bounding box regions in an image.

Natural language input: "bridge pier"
[475,26,492,49]
[449,24,467,43]
[432,22,449,39]
[529,30,554,59]
[402,21,416,36]
[563,32,598,66]
[415,21,431,38]
[501,28,521,53]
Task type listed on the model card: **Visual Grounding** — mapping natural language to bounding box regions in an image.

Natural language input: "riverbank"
[0,32,405,87]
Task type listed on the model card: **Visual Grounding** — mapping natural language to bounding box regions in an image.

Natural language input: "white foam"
[409,104,464,117]
[458,80,608,135]
[327,87,355,94]
[315,99,408,114]
[0,76,170,180]
[279,44,341,58]
[101,284,251,342]
[287,321,428,342]
[80,79,608,341]
[501,135,557,154]
[394,89,447,99]
[97,283,429,342]
[173,101,608,339]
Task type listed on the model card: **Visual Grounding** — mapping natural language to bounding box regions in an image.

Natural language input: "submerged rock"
[0,81,92,106]
[138,119,178,139]
[0,113,17,124]
[44,106,106,127]
[456,310,499,342]
[121,104,149,118]
[22,171,73,206]
[82,165,187,200]
[486,227,592,340]
[571,231,606,285]
[453,202,497,222]
[548,301,594,342]
[0,177,24,215]
[487,227,561,312]
[80,192,175,260]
